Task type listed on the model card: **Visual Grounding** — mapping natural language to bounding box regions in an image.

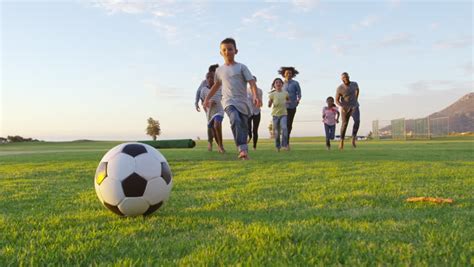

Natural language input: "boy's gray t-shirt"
[336,81,359,108]
[215,62,254,115]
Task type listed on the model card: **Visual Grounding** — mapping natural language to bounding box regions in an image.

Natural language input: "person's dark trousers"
[286,108,297,143]
[247,113,261,149]
[324,123,336,147]
[340,106,360,140]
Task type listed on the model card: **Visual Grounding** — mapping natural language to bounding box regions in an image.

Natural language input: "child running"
[195,64,219,151]
[204,38,261,160]
[200,72,225,153]
[322,96,340,150]
[247,76,263,150]
[268,78,289,152]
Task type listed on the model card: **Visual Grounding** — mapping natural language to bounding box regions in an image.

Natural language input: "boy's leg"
[351,107,360,148]
[253,113,261,149]
[225,105,249,156]
[238,111,249,153]
[225,106,240,147]
[281,115,289,149]
[273,116,281,150]
[286,108,297,145]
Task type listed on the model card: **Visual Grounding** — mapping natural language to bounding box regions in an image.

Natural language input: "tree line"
[0,136,42,143]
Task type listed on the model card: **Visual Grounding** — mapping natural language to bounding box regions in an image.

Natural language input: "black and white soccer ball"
[94,142,173,216]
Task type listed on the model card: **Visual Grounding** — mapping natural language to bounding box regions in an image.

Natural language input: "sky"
[1,0,473,141]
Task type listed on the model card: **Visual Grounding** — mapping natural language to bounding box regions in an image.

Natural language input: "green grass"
[1,138,473,265]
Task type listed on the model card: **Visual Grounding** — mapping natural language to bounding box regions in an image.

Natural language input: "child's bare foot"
[218,146,226,153]
[352,137,357,148]
[207,143,212,151]
[339,141,344,150]
[326,146,330,151]
[238,151,249,160]
[282,146,289,151]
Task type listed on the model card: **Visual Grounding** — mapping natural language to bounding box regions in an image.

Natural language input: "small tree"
[146,117,161,141]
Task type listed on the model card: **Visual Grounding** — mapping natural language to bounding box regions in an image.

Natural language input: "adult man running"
[335,72,360,150]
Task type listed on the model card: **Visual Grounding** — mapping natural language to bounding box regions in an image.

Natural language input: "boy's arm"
[248,80,262,107]
[204,81,222,108]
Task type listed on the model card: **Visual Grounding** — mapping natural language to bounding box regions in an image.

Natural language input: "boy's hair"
[271,78,284,89]
[278,66,299,78]
[341,72,349,76]
[208,64,219,72]
[220,38,237,49]
[253,75,257,82]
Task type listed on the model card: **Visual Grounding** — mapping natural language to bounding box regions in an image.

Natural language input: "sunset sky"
[1,0,472,141]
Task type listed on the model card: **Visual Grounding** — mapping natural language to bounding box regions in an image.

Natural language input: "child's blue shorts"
[208,115,224,128]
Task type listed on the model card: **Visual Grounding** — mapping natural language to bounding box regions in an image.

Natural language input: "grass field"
[1,138,473,265]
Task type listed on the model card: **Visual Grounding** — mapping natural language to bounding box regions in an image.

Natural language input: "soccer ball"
[94,142,173,216]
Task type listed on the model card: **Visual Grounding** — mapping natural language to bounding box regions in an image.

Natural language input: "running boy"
[204,38,262,160]
[268,78,290,151]
[322,96,340,150]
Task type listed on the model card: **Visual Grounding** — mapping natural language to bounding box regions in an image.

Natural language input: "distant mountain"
[380,92,474,133]
[427,92,474,133]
